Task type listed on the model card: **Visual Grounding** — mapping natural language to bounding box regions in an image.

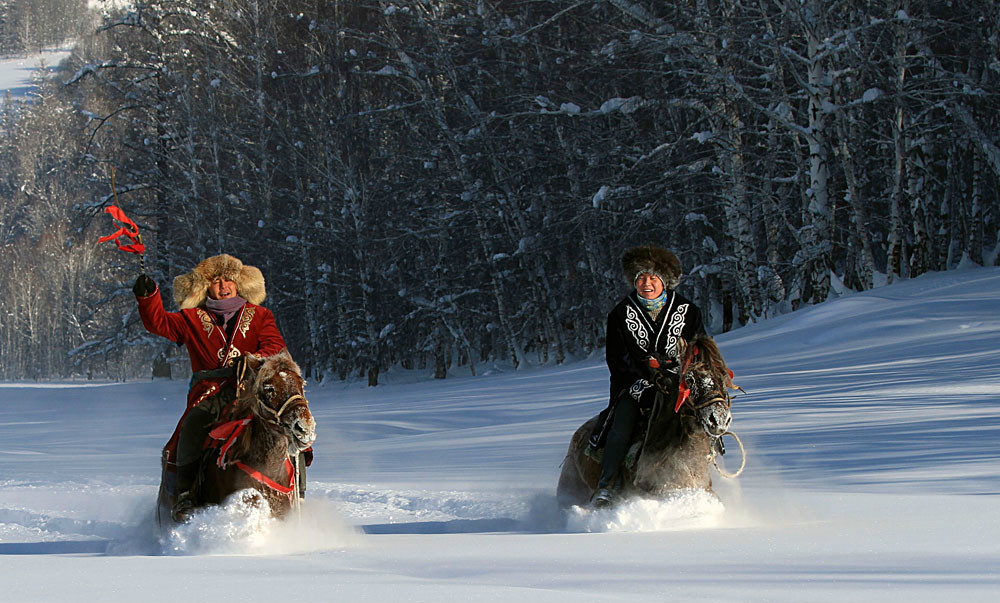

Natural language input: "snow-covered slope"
[1,266,998,602]
[0,49,71,105]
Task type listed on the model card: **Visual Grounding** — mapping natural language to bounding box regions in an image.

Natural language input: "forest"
[0,0,86,54]
[0,0,997,383]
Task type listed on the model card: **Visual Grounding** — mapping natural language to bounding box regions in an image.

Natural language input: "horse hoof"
[591,488,615,509]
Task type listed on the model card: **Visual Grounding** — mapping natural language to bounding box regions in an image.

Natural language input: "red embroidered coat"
[137,285,287,461]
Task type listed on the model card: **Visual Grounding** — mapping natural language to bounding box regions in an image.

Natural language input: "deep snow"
[0,48,71,105]
[2,46,999,603]
[1,266,999,602]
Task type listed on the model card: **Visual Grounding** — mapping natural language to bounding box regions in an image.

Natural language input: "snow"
[591,185,610,208]
[862,87,881,103]
[691,131,713,143]
[2,51,999,603]
[599,96,642,114]
[1,266,999,602]
[0,49,71,105]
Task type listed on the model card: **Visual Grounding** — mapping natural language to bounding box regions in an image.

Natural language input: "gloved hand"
[653,367,679,394]
[133,274,156,297]
[636,382,658,411]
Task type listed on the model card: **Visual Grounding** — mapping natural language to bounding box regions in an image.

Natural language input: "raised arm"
[134,275,188,344]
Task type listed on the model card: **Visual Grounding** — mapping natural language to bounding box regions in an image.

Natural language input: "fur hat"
[173,254,266,309]
[621,245,681,290]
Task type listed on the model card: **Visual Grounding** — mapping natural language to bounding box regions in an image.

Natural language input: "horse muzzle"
[285,411,316,451]
[699,403,732,437]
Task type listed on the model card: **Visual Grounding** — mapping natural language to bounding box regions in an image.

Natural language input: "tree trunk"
[888,0,910,279]
[836,110,876,289]
[803,0,833,301]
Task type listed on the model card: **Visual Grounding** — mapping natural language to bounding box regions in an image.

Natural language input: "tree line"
[0,0,87,55]
[0,0,997,383]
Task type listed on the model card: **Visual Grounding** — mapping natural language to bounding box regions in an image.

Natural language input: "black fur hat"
[621,245,681,290]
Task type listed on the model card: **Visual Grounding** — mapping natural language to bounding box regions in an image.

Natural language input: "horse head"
[630,335,736,494]
[677,335,733,438]
[238,350,316,453]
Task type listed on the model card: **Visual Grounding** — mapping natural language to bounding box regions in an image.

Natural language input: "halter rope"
[710,431,746,478]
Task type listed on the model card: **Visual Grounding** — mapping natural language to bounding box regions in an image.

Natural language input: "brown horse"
[156,350,316,526]
[556,335,737,508]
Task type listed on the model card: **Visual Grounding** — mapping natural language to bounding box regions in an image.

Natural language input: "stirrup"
[591,488,615,509]
[171,491,195,523]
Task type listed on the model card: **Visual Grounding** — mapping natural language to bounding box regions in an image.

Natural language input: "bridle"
[258,393,309,427]
[228,360,312,505]
[678,348,745,478]
[234,357,311,428]
[676,345,733,418]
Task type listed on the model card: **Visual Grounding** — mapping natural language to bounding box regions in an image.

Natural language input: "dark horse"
[556,335,738,508]
[156,350,316,526]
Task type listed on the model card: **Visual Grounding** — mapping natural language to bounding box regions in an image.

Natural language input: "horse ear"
[272,348,303,376]
[234,354,264,392]
[240,353,265,372]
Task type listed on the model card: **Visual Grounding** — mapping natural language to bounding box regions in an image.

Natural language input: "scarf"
[636,291,668,316]
[205,296,247,329]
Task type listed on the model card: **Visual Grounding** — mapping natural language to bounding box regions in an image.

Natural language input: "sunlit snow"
[1,52,997,603]
[1,267,998,602]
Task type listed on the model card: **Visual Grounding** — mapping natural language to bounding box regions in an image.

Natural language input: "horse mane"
[680,334,733,393]
[224,352,304,462]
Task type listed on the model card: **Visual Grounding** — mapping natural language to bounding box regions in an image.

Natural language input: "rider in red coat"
[134,253,288,521]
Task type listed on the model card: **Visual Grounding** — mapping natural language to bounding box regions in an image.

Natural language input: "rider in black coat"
[589,245,706,507]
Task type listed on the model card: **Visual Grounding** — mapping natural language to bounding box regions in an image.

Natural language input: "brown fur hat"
[621,245,681,290]
[172,253,266,309]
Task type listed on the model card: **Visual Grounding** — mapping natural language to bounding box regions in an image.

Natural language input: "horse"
[156,350,317,526]
[556,335,739,508]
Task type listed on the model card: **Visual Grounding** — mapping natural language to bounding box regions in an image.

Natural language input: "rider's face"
[635,273,664,300]
[207,277,237,300]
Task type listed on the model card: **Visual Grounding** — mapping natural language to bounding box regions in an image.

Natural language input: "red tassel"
[675,382,690,412]
[97,205,145,255]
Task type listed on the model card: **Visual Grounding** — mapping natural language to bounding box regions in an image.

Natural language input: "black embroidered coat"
[591,290,706,447]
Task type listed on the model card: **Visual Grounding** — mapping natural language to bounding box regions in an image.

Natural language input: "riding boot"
[176,406,215,467]
[171,462,198,522]
[593,396,639,507]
